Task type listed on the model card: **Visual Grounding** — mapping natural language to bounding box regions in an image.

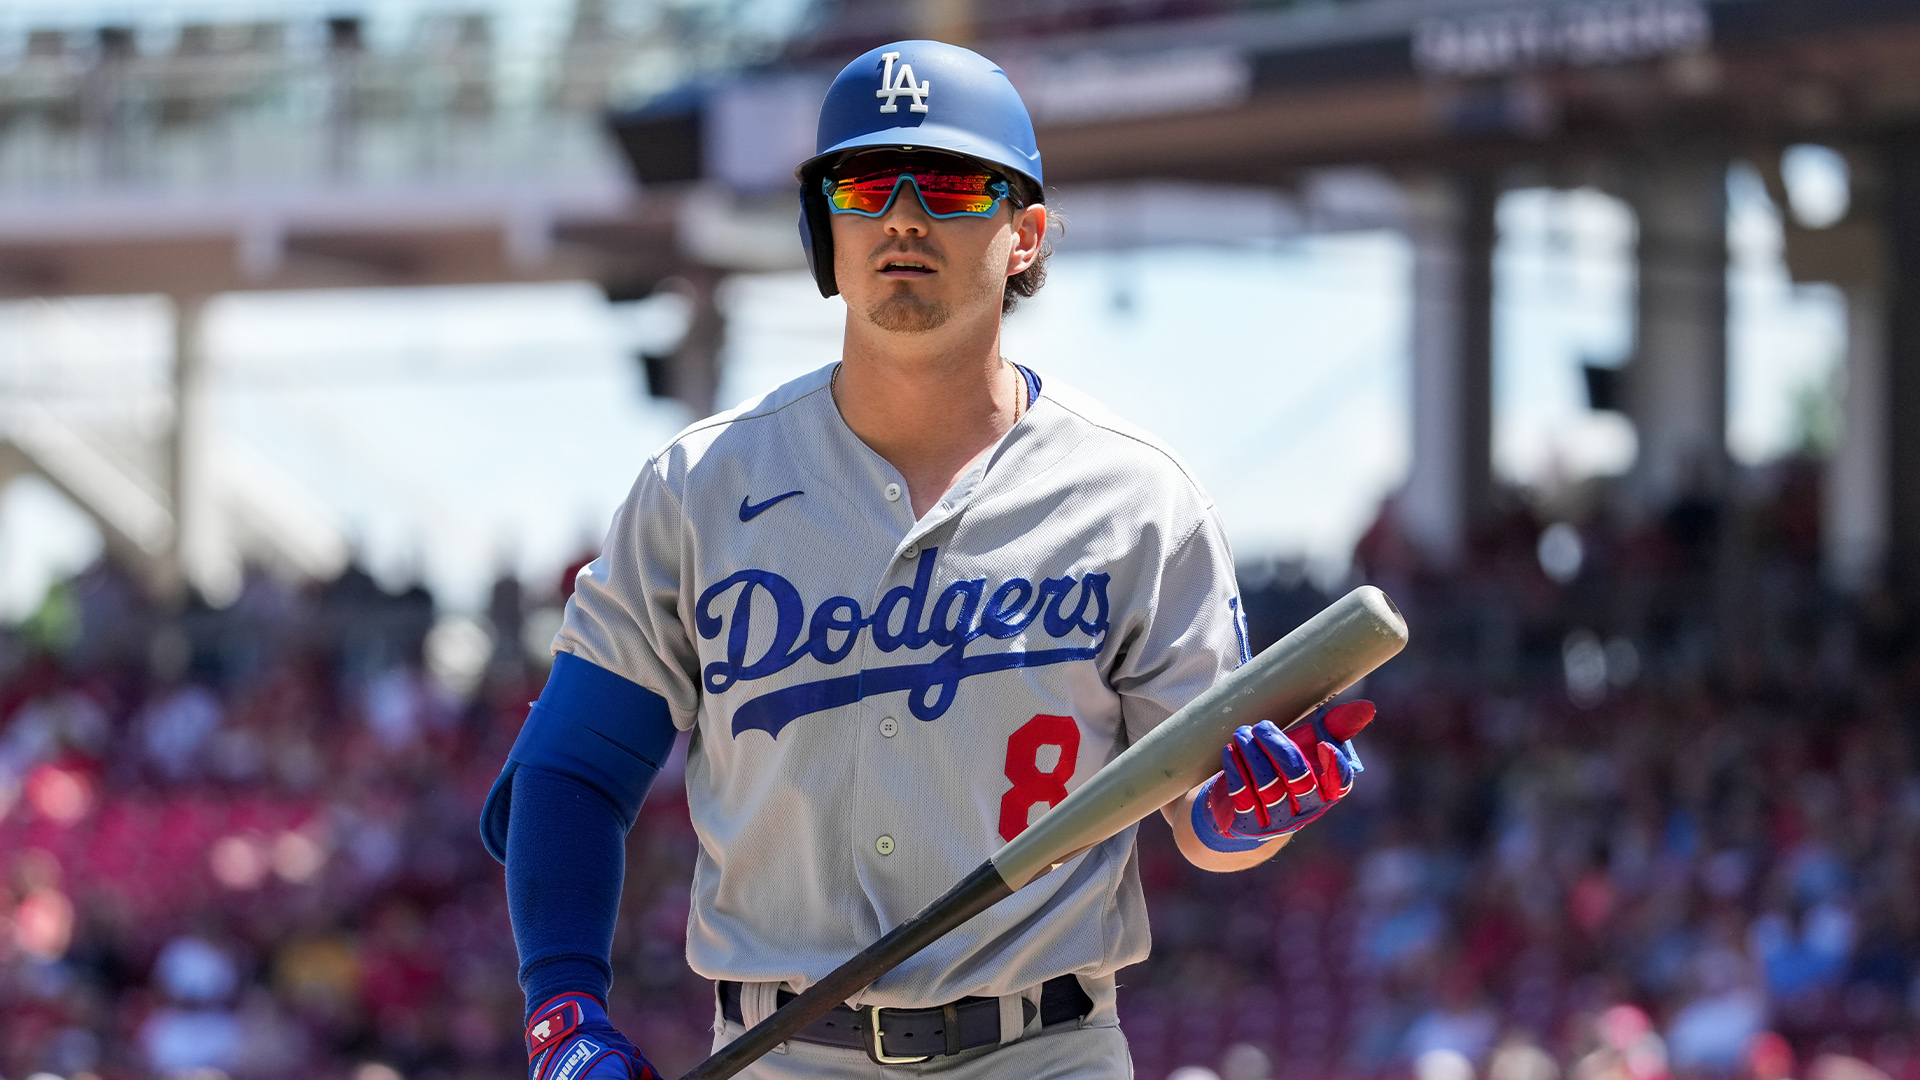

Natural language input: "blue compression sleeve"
[481,652,678,862]
[486,653,679,1017]
[508,765,627,1014]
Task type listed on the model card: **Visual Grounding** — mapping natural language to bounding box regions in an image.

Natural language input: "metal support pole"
[1626,155,1730,512]
[1826,281,1889,593]
[165,293,209,602]
[1887,127,1920,598]
[659,270,725,419]
[1400,171,1496,568]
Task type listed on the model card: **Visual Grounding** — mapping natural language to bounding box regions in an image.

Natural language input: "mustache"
[867,237,944,265]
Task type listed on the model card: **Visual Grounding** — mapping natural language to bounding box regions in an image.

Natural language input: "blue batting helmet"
[797,40,1043,298]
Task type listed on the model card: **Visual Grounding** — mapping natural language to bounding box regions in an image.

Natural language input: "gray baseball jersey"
[556,361,1247,1007]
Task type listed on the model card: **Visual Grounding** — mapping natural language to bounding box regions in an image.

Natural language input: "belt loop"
[742,982,779,1028]
[737,982,788,1054]
[1020,984,1045,1038]
[997,991,1024,1046]
[1075,973,1119,1028]
[942,1002,962,1057]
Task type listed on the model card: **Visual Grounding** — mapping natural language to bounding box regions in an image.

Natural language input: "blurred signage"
[1413,0,1711,77]
[1008,49,1251,126]
[707,73,831,193]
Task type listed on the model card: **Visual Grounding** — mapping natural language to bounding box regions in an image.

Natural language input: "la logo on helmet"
[876,51,930,114]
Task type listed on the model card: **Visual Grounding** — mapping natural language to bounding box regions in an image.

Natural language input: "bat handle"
[678,864,1014,1080]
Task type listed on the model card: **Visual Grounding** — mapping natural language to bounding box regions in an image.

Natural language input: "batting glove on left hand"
[527,993,660,1080]
[1191,701,1370,852]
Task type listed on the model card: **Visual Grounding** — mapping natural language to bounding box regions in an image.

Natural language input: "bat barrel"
[990,585,1406,890]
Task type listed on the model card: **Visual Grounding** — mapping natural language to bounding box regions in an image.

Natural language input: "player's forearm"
[506,766,629,1015]
[1162,783,1289,872]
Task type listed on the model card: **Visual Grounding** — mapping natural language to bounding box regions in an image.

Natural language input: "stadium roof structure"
[622,0,1920,185]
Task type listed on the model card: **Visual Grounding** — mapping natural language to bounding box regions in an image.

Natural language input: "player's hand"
[526,993,661,1080]
[1191,701,1370,850]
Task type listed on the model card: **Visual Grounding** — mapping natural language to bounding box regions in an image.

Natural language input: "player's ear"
[1006,204,1046,277]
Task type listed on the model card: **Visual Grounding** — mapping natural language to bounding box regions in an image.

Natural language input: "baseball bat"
[679,585,1407,1080]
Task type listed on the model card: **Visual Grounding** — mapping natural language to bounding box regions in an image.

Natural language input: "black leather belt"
[718,975,1094,1065]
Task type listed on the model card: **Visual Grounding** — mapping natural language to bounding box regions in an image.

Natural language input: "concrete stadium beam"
[1399,169,1496,568]
[1625,154,1730,513]
[1888,125,1920,599]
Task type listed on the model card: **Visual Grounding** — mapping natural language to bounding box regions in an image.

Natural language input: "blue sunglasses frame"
[821,172,1019,220]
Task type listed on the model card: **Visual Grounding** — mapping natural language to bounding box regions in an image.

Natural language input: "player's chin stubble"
[864,265,1008,334]
[860,237,952,333]
[866,289,951,333]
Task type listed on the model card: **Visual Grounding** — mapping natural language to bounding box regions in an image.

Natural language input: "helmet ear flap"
[799,185,838,299]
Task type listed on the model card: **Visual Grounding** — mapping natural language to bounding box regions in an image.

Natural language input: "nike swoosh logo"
[739,490,804,521]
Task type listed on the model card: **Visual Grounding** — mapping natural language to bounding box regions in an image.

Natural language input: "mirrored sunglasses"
[823,168,1016,219]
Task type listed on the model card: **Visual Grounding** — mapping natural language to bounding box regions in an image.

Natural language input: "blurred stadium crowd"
[1,457,1917,1080]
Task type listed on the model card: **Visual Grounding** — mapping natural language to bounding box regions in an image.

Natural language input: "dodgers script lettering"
[696,548,1110,738]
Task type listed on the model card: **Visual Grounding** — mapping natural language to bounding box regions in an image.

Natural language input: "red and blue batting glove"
[1191,700,1372,852]
[527,993,660,1080]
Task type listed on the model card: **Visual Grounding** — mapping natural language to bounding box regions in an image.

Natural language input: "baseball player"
[482,40,1368,1080]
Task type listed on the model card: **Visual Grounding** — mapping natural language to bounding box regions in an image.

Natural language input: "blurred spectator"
[137,684,224,783]
[1406,969,1500,1064]
[1665,924,1766,1072]
[1221,1042,1274,1080]
[155,935,239,1003]
[1573,1005,1670,1080]
[1807,1055,1893,1080]
[140,936,243,1076]
[1748,1031,1795,1080]
[1419,1048,1478,1080]
[1491,1031,1562,1080]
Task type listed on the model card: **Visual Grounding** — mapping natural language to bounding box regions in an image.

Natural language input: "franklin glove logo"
[876,51,931,113]
[554,1039,603,1080]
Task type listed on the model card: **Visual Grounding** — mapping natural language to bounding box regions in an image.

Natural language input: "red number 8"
[998,714,1081,842]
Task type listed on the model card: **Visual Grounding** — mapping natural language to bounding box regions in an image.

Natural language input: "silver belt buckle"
[865,1004,932,1065]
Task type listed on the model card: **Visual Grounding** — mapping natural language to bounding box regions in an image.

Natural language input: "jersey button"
[884,483,902,502]
[879,717,899,737]
[902,543,919,560]
[875,835,895,856]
